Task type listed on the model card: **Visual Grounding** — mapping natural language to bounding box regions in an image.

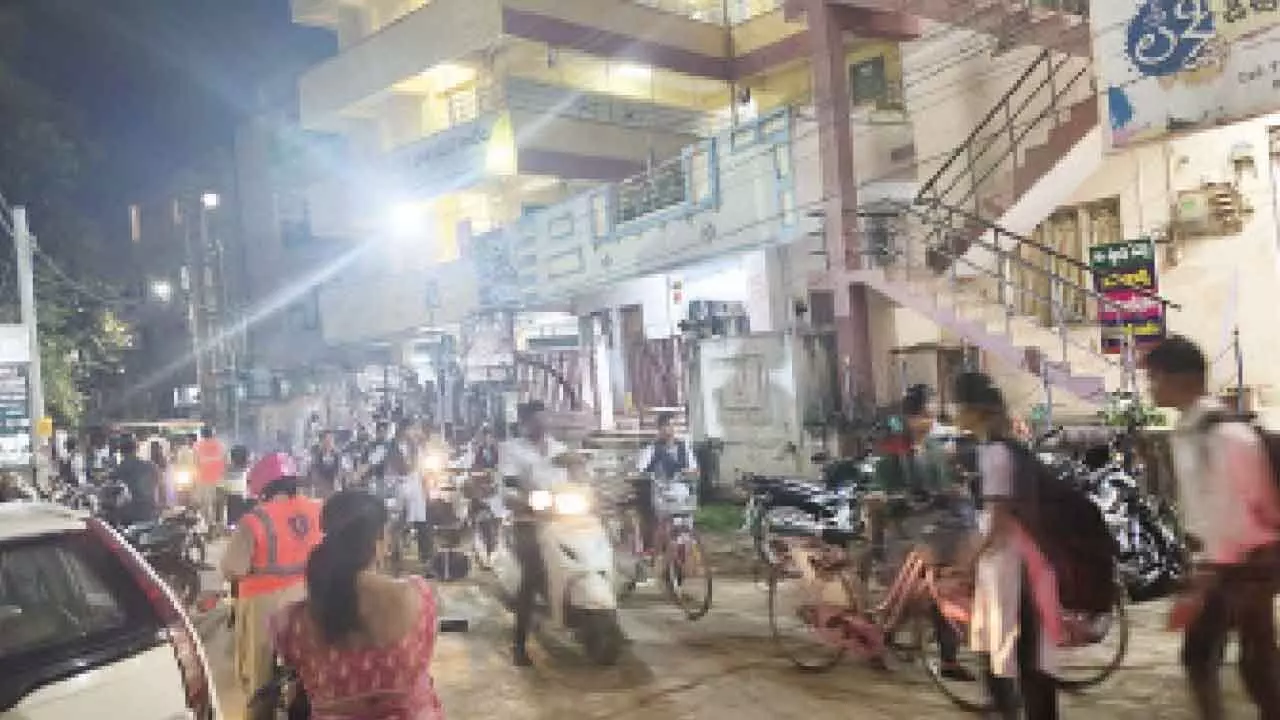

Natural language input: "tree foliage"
[0,6,132,426]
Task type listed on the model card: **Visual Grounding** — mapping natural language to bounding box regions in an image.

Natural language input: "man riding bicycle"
[633,412,697,553]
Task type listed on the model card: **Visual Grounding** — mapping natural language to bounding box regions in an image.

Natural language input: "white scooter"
[492,479,625,665]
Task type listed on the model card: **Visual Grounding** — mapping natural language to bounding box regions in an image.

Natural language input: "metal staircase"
[849,27,1172,411]
[859,201,1177,411]
[915,47,1098,266]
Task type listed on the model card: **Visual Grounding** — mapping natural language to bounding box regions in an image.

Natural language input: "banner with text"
[1090,239,1166,354]
[1092,0,1280,148]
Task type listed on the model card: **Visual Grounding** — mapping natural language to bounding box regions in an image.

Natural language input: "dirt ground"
[198,553,1265,720]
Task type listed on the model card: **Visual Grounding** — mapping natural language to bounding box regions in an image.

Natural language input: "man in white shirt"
[1145,335,1280,719]
[499,400,573,666]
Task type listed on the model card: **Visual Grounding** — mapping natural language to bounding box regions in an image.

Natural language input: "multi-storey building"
[122,154,240,424]
[287,0,1280,475]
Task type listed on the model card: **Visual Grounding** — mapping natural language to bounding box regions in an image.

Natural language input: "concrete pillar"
[594,313,617,431]
[743,247,793,333]
[805,0,876,406]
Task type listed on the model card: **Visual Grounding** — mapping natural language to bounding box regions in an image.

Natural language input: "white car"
[0,502,219,720]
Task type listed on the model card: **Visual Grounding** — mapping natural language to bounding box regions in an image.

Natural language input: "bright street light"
[388,201,428,238]
[201,192,221,209]
[149,279,174,303]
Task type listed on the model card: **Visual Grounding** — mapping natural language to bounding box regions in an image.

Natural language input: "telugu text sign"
[1090,239,1166,354]
[1092,0,1280,148]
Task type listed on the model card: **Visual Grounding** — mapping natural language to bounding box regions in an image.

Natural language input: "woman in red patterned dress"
[272,490,444,719]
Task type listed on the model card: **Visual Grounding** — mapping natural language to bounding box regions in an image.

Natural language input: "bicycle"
[769,532,1129,712]
[614,473,713,621]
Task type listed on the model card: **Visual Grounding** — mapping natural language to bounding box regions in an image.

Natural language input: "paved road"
[194,558,1268,720]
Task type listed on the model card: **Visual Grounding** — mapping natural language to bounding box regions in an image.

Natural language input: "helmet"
[248,452,299,497]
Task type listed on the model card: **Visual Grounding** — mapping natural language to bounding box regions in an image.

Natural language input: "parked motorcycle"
[1078,459,1185,602]
[492,478,625,665]
[121,516,203,607]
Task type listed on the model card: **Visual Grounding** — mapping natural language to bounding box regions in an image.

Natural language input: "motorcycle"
[492,477,625,665]
[1079,460,1185,602]
[121,516,203,607]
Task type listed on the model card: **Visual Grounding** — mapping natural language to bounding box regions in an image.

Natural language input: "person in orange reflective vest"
[193,426,227,527]
[220,452,322,716]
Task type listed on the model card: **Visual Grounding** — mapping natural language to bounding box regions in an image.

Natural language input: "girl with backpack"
[953,372,1062,719]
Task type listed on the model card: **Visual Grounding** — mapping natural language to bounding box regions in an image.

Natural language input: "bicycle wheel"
[1055,580,1129,691]
[913,609,992,714]
[667,529,712,621]
[767,563,845,673]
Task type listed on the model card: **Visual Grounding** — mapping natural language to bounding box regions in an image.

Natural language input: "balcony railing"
[467,106,801,308]
[626,0,783,25]
[614,158,689,225]
[391,77,709,154]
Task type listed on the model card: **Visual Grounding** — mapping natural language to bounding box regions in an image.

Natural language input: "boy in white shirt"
[1145,334,1280,719]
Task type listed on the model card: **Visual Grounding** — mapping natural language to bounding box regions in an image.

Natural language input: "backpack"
[1199,412,1280,501]
[1002,441,1117,614]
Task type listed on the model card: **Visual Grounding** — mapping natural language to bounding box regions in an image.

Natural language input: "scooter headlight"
[173,470,193,489]
[420,452,446,473]
[528,490,554,512]
[553,492,590,516]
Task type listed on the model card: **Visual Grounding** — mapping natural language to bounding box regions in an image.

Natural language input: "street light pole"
[14,207,44,477]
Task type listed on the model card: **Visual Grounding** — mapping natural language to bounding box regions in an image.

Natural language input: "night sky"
[18,0,333,203]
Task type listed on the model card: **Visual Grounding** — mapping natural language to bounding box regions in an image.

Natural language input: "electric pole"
[14,207,44,478]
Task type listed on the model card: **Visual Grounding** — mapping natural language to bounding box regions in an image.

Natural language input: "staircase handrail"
[916,49,1053,203]
[913,198,1181,312]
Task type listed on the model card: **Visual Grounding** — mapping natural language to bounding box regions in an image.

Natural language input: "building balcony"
[314,102,916,345]
[471,105,916,309]
[307,77,708,239]
[297,0,729,130]
[385,76,709,196]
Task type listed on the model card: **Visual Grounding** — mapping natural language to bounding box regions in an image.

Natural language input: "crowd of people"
[21,331,1280,720]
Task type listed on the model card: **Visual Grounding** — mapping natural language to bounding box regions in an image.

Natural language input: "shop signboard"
[0,364,31,467]
[1093,0,1280,148]
[1089,238,1166,354]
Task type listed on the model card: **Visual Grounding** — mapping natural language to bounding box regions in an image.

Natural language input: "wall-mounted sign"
[1090,238,1166,354]
[390,113,505,194]
[1093,0,1280,148]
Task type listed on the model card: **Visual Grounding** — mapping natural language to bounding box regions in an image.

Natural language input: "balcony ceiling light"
[615,63,653,80]
[429,63,476,90]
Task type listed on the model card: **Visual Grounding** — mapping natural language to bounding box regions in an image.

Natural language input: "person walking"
[1145,335,1280,719]
[953,372,1060,720]
[194,426,228,528]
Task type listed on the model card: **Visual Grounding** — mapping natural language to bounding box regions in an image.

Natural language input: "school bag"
[1003,441,1118,614]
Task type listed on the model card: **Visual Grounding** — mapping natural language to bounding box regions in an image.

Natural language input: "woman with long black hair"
[272,490,444,719]
[953,372,1060,719]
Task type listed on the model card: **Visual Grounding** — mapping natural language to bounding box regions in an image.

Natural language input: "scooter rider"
[633,412,697,552]
[500,400,573,667]
[219,452,323,720]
